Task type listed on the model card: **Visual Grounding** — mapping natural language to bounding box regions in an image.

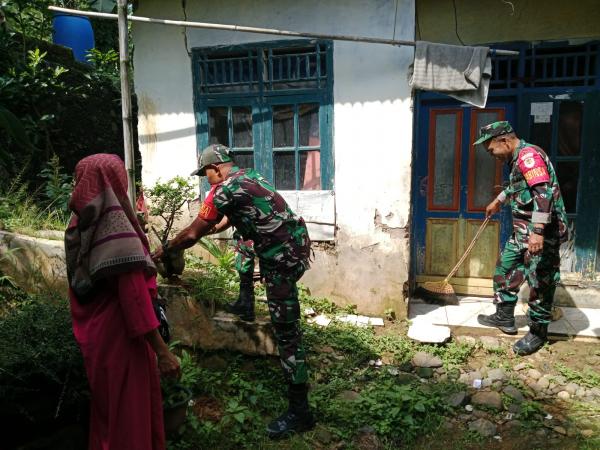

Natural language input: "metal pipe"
[48,6,520,56]
[116,0,136,207]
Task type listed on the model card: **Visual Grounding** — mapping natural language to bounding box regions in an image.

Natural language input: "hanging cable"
[181,0,191,57]
[452,0,466,45]
[392,0,399,40]
[415,2,421,40]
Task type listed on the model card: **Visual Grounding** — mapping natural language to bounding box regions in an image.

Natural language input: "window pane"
[472,111,501,209]
[273,105,294,147]
[232,107,253,148]
[274,152,295,190]
[556,161,579,214]
[300,150,321,190]
[299,103,320,147]
[208,107,229,145]
[232,151,254,169]
[432,113,458,208]
[558,101,583,156]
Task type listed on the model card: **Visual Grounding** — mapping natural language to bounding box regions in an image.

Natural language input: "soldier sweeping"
[475,121,568,356]
[152,144,314,438]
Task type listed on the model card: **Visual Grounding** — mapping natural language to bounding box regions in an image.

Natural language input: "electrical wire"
[392,0,399,40]
[181,0,191,57]
[452,0,466,45]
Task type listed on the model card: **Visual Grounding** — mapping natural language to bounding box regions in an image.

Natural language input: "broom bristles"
[421,280,455,295]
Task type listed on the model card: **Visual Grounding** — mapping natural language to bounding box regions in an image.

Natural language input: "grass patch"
[555,363,600,389]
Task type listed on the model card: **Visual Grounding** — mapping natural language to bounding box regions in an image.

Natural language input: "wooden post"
[117,0,136,207]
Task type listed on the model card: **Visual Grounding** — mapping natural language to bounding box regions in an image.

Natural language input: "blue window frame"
[192,40,334,191]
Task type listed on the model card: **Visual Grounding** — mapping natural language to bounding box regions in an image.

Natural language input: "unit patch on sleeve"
[518,148,550,186]
[198,185,220,221]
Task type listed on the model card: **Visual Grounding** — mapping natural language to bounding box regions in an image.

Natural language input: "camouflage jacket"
[499,140,569,243]
[199,167,311,271]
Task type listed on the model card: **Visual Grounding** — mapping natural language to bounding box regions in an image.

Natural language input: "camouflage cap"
[473,121,514,145]
[191,144,233,176]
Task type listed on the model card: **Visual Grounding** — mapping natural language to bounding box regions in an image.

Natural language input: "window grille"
[489,42,598,89]
[194,42,329,95]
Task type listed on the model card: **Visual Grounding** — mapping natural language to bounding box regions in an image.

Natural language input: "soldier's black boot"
[513,321,548,356]
[225,272,255,321]
[477,301,518,334]
[266,383,316,439]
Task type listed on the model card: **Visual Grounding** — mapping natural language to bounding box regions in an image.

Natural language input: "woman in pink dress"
[65,154,180,450]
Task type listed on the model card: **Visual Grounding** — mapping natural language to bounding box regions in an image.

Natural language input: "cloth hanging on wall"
[408,41,492,108]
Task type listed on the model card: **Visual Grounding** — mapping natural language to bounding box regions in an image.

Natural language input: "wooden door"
[413,102,515,296]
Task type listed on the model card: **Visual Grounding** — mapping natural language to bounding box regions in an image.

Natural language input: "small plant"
[198,237,236,273]
[184,255,238,314]
[0,167,69,233]
[519,400,544,420]
[86,48,119,88]
[384,307,396,321]
[161,345,199,410]
[555,362,600,388]
[145,176,196,245]
[39,153,72,216]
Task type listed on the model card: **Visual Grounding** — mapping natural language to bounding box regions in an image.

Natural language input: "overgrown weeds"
[555,362,600,389]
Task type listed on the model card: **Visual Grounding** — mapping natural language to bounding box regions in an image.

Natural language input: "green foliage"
[299,286,342,315]
[86,47,119,89]
[39,153,73,216]
[0,287,88,421]
[0,4,124,189]
[145,177,196,244]
[325,379,449,443]
[555,362,600,389]
[198,237,236,272]
[0,169,68,233]
[0,104,36,152]
[184,254,238,313]
[519,400,544,420]
[2,0,57,42]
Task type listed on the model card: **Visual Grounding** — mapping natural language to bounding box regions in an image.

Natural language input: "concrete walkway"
[409,296,600,338]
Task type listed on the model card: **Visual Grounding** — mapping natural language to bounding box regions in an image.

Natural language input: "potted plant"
[145,176,196,279]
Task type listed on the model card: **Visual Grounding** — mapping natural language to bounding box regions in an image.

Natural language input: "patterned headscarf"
[65,154,156,301]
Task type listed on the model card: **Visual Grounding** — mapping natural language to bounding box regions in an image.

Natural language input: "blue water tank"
[52,14,95,63]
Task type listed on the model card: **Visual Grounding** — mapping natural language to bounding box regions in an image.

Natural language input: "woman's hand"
[157,350,181,378]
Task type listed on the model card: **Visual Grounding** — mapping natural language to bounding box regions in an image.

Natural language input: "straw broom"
[415,217,491,305]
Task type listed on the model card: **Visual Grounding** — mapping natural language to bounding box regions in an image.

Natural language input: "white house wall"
[133,0,415,316]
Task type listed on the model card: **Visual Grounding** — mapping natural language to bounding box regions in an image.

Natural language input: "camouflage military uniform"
[494,140,569,324]
[199,166,311,384]
[233,230,256,277]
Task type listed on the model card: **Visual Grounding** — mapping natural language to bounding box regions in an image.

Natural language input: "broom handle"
[443,217,491,283]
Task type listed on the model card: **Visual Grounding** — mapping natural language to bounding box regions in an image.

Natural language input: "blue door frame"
[411,99,516,286]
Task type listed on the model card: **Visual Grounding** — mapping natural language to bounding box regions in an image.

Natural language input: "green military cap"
[191,143,234,176]
[473,121,514,145]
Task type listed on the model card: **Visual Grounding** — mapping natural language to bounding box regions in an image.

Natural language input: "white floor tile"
[409,297,600,338]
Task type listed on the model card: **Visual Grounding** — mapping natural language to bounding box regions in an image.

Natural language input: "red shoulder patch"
[198,185,219,221]
[518,147,550,186]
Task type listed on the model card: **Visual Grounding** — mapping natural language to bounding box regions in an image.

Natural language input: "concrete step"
[409,296,600,339]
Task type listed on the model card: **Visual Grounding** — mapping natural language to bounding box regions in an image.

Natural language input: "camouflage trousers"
[262,262,308,385]
[493,233,561,324]
[235,238,256,276]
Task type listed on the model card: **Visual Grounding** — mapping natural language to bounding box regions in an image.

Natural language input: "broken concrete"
[407,322,451,343]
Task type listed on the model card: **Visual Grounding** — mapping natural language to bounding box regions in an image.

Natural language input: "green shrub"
[0,290,88,422]
[145,177,196,245]
[39,154,73,217]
